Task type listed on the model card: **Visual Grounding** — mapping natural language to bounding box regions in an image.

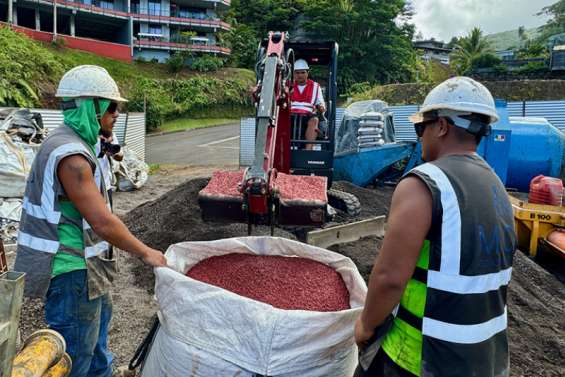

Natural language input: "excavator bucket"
[198,170,328,226]
[198,170,246,223]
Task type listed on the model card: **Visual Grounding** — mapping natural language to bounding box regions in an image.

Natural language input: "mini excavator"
[198,32,360,234]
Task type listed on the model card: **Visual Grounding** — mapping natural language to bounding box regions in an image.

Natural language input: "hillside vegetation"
[486,27,541,51]
[0,27,255,130]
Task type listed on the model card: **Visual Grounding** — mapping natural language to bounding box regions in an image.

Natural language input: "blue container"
[478,100,512,185]
[333,142,415,186]
[505,117,565,191]
[488,100,565,191]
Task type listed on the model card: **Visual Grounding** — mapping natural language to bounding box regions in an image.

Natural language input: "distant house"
[495,50,515,61]
[413,39,454,65]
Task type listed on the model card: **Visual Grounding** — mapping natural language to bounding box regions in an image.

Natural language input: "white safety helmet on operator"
[56,65,127,102]
[409,76,498,133]
[294,59,310,71]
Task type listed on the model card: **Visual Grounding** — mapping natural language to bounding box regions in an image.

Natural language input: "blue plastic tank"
[505,115,565,191]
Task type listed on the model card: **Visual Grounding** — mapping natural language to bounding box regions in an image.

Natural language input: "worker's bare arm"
[356,176,432,345]
[57,155,166,267]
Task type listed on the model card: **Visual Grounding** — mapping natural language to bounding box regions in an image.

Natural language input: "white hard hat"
[56,65,127,102]
[294,59,310,71]
[409,77,498,125]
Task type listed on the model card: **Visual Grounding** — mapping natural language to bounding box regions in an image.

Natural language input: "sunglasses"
[414,118,437,138]
[106,102,120,114]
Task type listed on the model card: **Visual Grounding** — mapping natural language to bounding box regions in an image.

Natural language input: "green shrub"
[166,53,185,73]
[190,55,224,72]
[515,61,548,75]
[346,82,371,96]
[0,27,64,107]
[470,53,502,71]
[0,27,254,130]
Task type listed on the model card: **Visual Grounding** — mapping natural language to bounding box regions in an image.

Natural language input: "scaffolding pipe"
[11,330,66,377]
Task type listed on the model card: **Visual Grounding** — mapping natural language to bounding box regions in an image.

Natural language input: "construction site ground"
[9,165,565,376]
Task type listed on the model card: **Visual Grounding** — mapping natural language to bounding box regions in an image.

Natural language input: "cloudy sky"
[411,0,557,41]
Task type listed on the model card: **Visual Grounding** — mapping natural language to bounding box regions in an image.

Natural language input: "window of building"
[148,24,162,36]
[148,0,161,16]
[131,0,140,13]
[99,0,114,10]
[178,7,190,18]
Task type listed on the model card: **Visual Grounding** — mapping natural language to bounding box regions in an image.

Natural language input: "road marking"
[199,135,240,147]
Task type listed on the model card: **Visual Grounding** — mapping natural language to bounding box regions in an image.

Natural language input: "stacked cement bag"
[141,237,367,377]
[357,111,386,149]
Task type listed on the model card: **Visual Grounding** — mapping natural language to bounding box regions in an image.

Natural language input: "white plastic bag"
[141,236,367,377]
[115,147,149,191]
[0,133,37,197]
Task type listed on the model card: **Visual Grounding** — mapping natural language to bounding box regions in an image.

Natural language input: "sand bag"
[141,236,367,377]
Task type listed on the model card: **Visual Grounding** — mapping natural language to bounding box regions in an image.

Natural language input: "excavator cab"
[257,40,339,186]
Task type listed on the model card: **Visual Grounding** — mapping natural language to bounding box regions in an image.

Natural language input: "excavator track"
[327,189,361,217]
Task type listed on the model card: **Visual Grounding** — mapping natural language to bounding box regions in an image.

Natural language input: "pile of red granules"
[186,253,350,312]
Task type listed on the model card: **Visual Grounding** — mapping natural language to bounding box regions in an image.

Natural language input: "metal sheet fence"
[1,108,146,161]
[376,100,565,142]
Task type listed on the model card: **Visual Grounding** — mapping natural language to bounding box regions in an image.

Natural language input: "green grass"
[155,118,238,133]
[148,164,161,175]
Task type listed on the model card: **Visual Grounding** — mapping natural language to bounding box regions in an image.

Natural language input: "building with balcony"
[0,0,230,62]
[413,39,454,65]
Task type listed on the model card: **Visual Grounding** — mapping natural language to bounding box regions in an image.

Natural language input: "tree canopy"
[224,0,417,90]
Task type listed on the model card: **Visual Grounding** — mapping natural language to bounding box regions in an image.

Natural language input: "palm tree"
[450,27,492,74]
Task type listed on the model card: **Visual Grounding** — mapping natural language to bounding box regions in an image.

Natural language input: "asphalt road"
[146,123,240,165]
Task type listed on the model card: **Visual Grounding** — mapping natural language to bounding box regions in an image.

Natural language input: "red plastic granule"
[199,170,245,198]
[274,173,328,204]
[186,253,350,312]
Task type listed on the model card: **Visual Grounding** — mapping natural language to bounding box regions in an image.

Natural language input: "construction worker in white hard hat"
[354,77,516,377]
[14,65,166,377]
[291,59,326,150]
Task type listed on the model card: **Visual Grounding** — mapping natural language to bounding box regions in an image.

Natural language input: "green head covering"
[63,98,110,148]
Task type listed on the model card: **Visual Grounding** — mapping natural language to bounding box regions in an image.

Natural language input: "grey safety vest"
[14,124,116,300]
[402,154,516,376]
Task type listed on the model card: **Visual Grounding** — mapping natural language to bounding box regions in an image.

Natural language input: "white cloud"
[410,0,556,41]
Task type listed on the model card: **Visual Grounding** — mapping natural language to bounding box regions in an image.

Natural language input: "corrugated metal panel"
[123,113,146,161]
[390,105,419,142]
[507,101,524,117]
[239,117,255,167]
[113,115,127,145]
[335,107,346,136]
[33,109,64,131]
[525,100,565,132]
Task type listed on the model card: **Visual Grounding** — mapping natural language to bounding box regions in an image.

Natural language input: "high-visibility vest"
[381,154,516,377]
[14,124,115,300]
[291,79,320,115]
